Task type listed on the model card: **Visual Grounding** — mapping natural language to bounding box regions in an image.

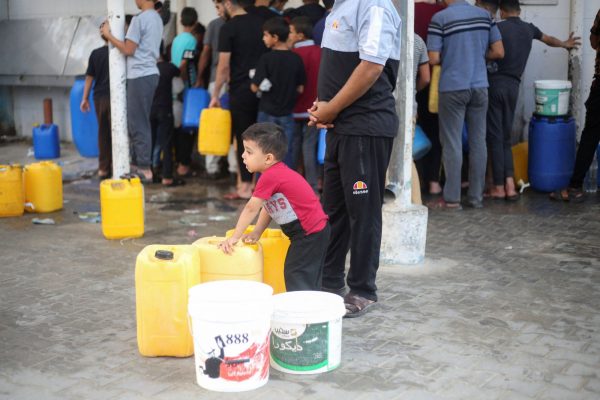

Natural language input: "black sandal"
[343,293,377,318]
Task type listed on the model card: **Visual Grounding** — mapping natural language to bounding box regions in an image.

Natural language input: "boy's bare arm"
[220,197,264,254]
[101,21,137,56]
[80,76,94,112]
[541,32,581,49]
[297,85,304,94]
[195,44,212,88]
[252,209,272,237]
[486,40,504,60]
[209,52,231,107]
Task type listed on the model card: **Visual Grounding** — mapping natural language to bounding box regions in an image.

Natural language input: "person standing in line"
[309,0,401,318]
[550,7,600,202]
[81,26,112,180]
[312,0,334,47]
[101,0,163,182]
[209,0,267,200]
[426,0,504,210]
[485,0,579,200]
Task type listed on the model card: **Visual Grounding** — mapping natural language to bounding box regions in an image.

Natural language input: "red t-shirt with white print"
[252,162,327,235]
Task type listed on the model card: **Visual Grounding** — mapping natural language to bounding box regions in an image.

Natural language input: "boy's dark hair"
[125,14,134,27]
[192,22,206,37]
[242,123,288,161]
[263,17,290,42]
[323,0,334,10]
[290,16,313,39]
[500,0,521,12]
[180,7,198,27]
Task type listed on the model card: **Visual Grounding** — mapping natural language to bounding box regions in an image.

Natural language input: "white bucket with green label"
[534,80,572,116]
[270,291,346,374]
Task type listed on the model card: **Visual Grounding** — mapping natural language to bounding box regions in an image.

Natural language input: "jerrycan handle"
[155,250,174,260]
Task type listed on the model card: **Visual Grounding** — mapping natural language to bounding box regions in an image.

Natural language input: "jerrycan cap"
[155,250,174,260]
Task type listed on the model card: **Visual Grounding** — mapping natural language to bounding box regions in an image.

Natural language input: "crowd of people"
[79,0,600,317]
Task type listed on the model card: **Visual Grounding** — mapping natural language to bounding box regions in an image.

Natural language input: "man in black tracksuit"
[309,0,402,318]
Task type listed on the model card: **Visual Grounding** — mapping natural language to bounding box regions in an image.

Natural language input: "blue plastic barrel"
[70,78,99,157]
[182,88,210,129]
[413,125,432,160]
[317,128,327,165]
[33,124,60,159]
[528,115,576,192]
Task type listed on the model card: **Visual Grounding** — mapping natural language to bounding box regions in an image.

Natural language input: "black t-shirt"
[218,13,267,95]
[152,61,180,111]
[85,46,110,100]
[284,3,325,26]
[491,17,543,83]
[246,5,280,22]
[252,50,306,116]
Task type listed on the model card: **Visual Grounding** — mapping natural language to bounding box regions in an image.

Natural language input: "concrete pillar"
[569,0,585,140]
[381,0,428,265]
[107,0,130,178]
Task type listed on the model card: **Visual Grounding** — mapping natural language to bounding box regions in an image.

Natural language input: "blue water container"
[528,115,576,192]
[219,93,230,110]
[317,128,327,165]
[33,124,60,159]
[182,88,210,129]
[413,125,432,160]
[70,78,99,157]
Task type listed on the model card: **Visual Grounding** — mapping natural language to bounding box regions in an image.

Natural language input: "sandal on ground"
[426,197,462,211]
[567,188,584,203]
[505,193,519,201]
[343,293,377,318]
[549,189,570,202]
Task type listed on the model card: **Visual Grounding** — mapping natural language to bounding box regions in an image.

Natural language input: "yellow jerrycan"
[0,164,24,217]
[512,142,529,184]
[198,108,232,156]
[192,236,263,283]
[135,245,201,357]
[24,161,63,213]
[428,65,441,114]
[226,226,290,294]
[100,177,144,239]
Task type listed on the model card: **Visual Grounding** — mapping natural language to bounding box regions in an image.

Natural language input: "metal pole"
[568,0,584,140]
[107,0,130,179]
[389,0,415,208]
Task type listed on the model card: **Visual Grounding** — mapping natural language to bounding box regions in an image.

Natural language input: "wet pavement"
[1,142,599,399]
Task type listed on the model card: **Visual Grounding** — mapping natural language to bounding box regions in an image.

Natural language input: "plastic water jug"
[220,93,230,110]
[33,124,60,159]
[413,125,431,160]
[192,236,263,283]
[512,142,528,184]
[0,164,24,217]
[528,115,576,192]
[100,177,144,239]
[198,108,232,156]
[317,128,327,165]
[428,65,441,114]
[70,78,99,157]
[226,226,290,294]
[24,161,62,213]
[136,245,201,357]
[182,88,210,129]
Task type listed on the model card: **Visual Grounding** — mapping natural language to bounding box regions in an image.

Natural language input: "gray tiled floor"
[1,143,599,399]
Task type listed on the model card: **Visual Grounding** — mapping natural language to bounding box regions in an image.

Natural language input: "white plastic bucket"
[534,80,572,116]
[270,291,346,374]
[188,280,273,392]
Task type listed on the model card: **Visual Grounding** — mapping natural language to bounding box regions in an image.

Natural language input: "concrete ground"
[1,141,599,400]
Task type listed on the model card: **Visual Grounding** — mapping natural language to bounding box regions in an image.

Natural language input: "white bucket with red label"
[188,280,273,392]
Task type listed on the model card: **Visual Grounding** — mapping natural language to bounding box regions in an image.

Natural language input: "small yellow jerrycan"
[24,161,63,213]
[198,108,232,156]
[226,226,290,294]
[512,142,529,184]
[192,236,263,283]
[428,65,441,114]
[100,177,144,239]
[135,245,201,357]
[0,164,24,217]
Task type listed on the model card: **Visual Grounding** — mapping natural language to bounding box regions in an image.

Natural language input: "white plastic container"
[534,80,572,116]
[270,291,346,374]
[188,280,273,392]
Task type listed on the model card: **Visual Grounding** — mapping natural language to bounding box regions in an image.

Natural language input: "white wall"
[12,87,72,141]
[6,0,140,19]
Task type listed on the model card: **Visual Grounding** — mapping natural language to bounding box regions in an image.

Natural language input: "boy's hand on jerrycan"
[241,231,260,244]
[218,237,238,255]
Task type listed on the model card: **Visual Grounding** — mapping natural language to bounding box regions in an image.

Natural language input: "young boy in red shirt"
[220,122,330,291]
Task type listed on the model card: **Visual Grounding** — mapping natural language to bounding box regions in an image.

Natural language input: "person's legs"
[291,120,305,170]
[155,109,175,181]
[465,88,489,205]
[321,132,350,292]
[503,82,520,197]
[302,124,320,193]
[486,83,505,189]
[95,96,112,176]
[127,75,158,176]
[279,115,296,168]
[230,98,258,196]
[417,87,442,194]
[339,135,393,302]
[283,223,331,291]
[438,90,468,203]
[569,83,600,188]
